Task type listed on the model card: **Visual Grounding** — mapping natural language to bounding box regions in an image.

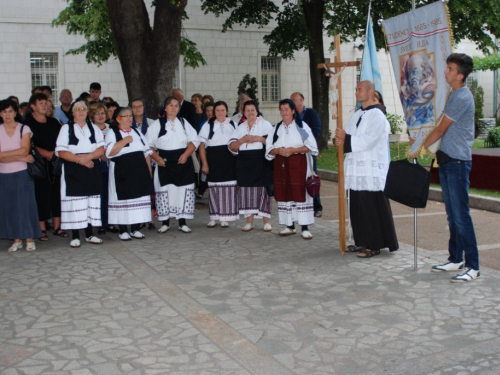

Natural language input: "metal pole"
[413,158,418,269]
[412,0,417,269]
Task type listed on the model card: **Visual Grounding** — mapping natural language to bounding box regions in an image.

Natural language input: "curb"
[318,169,500,214]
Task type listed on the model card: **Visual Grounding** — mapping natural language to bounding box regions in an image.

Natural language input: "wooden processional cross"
[317,35,360,254]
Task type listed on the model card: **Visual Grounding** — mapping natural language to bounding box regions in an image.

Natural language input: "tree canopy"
[474,54,500,71]
[200,0,500,149]
[52,0,206,68]
[52,0,206,116]
[53,0,500,145]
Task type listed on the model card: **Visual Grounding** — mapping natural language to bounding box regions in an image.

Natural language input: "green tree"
[473,54,500,71]
[201,0,500,150]
[52,0,206,115]
[235,74,258,113]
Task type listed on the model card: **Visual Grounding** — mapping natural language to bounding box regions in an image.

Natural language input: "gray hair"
[72,101,88,113]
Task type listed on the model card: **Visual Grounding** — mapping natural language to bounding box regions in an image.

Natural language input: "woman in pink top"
[0,99,42,252]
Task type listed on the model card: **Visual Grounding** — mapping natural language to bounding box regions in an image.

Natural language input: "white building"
[0,0,496,129]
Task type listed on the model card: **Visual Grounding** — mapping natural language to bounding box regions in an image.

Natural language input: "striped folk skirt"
[208,180,238,222]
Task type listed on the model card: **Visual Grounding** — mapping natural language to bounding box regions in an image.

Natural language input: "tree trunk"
[107,0,186,118]
[302,0,330,151]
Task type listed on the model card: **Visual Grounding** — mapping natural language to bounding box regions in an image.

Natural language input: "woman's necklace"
[119,126,132,133]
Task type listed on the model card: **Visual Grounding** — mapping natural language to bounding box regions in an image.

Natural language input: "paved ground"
[1,181,500,374]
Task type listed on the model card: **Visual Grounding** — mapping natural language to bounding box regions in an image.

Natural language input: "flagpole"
[412,0,418,270]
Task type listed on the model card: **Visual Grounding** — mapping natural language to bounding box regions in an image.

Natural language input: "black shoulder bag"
[20,124,47,180]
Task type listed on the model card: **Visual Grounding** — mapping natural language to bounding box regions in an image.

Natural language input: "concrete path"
[1,182,500,374]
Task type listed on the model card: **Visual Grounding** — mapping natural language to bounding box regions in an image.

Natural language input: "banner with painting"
[381,2,454,157]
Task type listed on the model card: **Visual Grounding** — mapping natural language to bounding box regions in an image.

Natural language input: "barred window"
[30,53,59,104]
[261,57,281,103]
[465,72,478,88]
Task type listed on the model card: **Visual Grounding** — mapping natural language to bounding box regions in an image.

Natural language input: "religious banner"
[381,2,453,157]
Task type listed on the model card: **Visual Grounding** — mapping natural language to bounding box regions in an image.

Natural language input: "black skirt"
[112,151,154,200]
[236,149,273,187]
[157,148,195,187]
[64,158,101,197]
[206,145,237,183]
[350,190,399,251]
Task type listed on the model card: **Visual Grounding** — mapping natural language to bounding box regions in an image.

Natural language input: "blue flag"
[361,16,382,94]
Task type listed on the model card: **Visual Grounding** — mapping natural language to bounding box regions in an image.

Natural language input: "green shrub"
[486,126,500,146]
[386,113,404,134]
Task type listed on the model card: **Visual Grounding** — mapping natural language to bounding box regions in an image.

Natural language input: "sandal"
[26,241,36,252]
[357,248,381,258]
[52,228,69,237]
[8,241,23,252]
[39,231,49,241]
[346,245,365,253]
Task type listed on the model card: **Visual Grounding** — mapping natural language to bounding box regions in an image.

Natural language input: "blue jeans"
[312,155,323,212]
[439,158,479,270]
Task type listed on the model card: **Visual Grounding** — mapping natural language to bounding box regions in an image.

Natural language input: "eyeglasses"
[132,104,144,109]
[120,115,133,118]
[95,111,106,116]
[74,107,87,111]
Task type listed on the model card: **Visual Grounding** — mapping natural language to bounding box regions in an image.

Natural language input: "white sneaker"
[431,261,464,272]
[70,239,81,248]
[207,220,217,228]
[451,268,480,283]
[118,232,132,241]
[220,221,229,228]
[131,230,145,239]
[157,225,169,233]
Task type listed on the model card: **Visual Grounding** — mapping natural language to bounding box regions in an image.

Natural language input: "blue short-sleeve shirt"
[440,86,475,161]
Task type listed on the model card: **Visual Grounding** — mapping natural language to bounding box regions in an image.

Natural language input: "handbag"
[52,155,63,176]
[305,152,320,198]
[384,159,430,208]
[20,125,47,180]
[306,174,321,198]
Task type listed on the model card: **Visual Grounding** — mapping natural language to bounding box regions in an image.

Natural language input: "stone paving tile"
[1,206,500,374]
[0,282,248,374]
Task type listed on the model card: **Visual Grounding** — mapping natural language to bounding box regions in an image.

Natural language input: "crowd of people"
[0,83,322,252]
[1,53,480,283]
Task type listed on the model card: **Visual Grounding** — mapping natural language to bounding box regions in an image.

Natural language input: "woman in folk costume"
[55,101,105,248]
[130,98,156,231]
[105,107,154,241]
[147,96,199,234]
[89,102,118,235]
[266,99,318,239]
[198,101,238,228]
[228,100,273,232]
